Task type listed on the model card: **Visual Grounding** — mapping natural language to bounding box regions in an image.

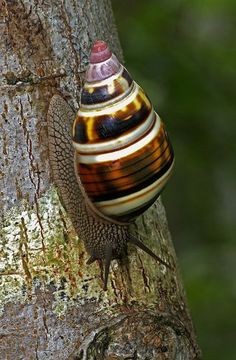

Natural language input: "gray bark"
[0,0,200,359]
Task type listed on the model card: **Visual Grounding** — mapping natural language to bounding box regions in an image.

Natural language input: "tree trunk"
[0,0,200,359]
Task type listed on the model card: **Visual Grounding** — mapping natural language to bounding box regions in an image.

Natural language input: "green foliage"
[113,0,236,358]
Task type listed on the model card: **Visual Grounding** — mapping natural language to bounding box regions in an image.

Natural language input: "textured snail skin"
[47,41,173,290]
[47,95,130,289]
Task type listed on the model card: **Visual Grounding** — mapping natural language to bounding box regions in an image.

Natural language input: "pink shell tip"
[90,40,112,64]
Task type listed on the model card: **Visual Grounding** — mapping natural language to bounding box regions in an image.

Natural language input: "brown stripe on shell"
[103,168,173,211]
[76,112,156,156]
[77,125,174,201]
[81,68,133,106]
[79,122,166,172]
[79,145,172,196]
[73,120,88,143]
[99,165,174,222]
[75,91,152,144]
[79,146,173,197]
[80,150,174,202]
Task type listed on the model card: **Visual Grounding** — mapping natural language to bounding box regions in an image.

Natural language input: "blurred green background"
[113,0,236,358]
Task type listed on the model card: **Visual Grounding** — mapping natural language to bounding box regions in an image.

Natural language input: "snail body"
[47,41,174,290]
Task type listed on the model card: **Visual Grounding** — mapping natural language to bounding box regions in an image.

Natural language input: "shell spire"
[86,40,121,83]
[73,40,174,222]
[89,40,112,64]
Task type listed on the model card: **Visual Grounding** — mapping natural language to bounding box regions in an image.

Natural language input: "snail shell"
[72,41,174,222]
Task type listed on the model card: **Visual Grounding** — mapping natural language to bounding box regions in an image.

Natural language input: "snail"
[47,40,174,290]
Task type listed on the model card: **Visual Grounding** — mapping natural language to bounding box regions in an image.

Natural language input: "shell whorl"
[73,41,174,222]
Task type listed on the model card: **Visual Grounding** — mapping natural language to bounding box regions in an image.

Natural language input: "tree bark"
[0,0,200,359]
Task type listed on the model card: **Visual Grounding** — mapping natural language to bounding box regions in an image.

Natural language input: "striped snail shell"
[72,40,174,223]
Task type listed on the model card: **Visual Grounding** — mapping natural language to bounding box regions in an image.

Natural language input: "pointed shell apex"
[90,40,112,64]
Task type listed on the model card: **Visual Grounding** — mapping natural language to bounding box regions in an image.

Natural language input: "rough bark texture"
[0,0,200,359]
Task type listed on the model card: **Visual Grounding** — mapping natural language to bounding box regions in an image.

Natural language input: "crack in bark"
[3,70,66,87]
[60,1,82,100]
[20,97,47,254]
[137,253,151,293]
[19,217,33,289]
